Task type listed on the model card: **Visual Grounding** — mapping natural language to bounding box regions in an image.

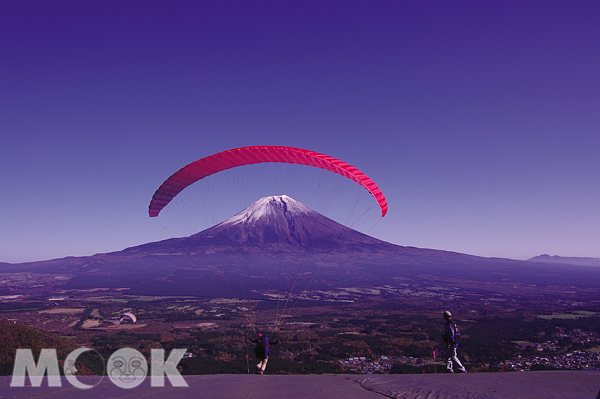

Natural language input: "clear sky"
[1,1,599,263]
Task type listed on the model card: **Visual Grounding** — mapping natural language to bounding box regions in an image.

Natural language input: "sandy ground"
[1,371,599,399]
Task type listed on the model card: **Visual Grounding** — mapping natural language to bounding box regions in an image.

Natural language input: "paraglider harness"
[252,333,277,359]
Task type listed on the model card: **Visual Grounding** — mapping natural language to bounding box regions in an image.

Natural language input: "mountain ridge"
[528,254,600,267]
[2,196,600,296]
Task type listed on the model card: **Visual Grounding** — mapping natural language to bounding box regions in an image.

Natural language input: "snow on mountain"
[217,195,316,227]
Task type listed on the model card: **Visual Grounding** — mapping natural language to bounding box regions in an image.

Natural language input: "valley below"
[2,270,599,375]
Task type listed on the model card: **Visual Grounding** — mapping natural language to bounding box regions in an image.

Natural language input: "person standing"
[442,311,467,373]
[250,333,278,375]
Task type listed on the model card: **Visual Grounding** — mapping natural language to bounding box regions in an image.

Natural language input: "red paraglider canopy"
[149,146,387,217]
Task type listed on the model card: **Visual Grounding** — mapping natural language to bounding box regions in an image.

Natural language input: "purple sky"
[1,1,599,263]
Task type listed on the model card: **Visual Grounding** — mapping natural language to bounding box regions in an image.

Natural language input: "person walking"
[443,311,467,373]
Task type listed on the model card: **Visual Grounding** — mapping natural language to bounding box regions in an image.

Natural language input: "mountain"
[186,195,396,251]
[528,254,600,267]
[2,196,600,298]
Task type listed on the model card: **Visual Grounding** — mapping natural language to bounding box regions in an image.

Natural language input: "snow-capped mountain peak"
[195,195,362,248]
[219,195,316,227]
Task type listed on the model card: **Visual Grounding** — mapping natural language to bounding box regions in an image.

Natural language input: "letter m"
[10,349,61,387]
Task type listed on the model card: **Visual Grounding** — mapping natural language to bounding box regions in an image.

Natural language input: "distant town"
[339,326,600,374]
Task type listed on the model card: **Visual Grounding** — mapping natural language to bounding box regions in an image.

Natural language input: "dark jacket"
[443,321,459,348]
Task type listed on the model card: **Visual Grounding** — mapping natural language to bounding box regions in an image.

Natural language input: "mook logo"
[10,347,188,389]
